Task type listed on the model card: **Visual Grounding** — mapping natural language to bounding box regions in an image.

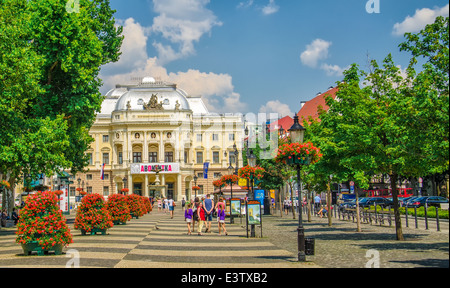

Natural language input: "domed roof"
[114,78,191,111]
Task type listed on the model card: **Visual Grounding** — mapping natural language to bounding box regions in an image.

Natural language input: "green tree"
[320,15,448,240]
[29,0,123,173]
[0,0,123,212]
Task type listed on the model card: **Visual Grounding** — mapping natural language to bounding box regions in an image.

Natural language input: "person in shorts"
[217,202,228,236]
[203,194,214,233]
[185,203,193,235]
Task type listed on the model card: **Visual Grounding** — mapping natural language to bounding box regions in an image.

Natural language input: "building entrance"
[133,183,143,196]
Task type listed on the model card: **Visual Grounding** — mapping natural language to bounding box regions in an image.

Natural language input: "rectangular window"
[165,152,174,162]
[212,134,219,141]
[104,174,109,180]
[214,172,222,178]
[87,153,93,165]
[197,134,202,142]
[229,133,235,141]
[102,153,110,165]
[118,152,123,165]
[133,152,142,163]
[149,152,158,163]
[86,174,93,181]
[196,152,203,164]
[69,187,75,197]
[213,151,220,164]
[103,135,109,143]
[103,186,109,196]
[184,151,188,164]
[87,186,93,194]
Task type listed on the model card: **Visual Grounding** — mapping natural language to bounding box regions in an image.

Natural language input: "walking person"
[157,198,162,212]
[164,197,169,214]
[168,197,175,219]
[185,203,193,235]
[197,202,206,236]
[203,194,214,233]
[192,197,199,229]
[217,200,228,236]
[181,197,186,211]
[314,194,321,215]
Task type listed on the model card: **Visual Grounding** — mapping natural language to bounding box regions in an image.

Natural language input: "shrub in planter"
[75,193,114,235]
[142,196,152,214]
[107,193,131,224]
[126,194,146,218]
[16,191,73,255]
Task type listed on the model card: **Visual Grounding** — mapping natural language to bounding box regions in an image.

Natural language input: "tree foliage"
[0,0,123,211]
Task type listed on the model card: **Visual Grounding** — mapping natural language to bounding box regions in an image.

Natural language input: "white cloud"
[237,0,254,9]
[150,0,222,65]
[300,39,332,68]
[320,63,348,77]
[100,17,247,114]
[262,0,279,15]
[259,100,293,118]
[393,4,449,36]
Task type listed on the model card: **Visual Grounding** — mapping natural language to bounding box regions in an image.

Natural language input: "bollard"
[436,206,440,232]
[414,207,418,229]
[424,204,429,230]
[405,206,409,228]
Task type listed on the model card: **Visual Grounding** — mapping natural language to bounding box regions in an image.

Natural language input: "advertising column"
[60,185,69,214]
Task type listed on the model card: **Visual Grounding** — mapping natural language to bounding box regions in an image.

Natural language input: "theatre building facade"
[76,77,243,201]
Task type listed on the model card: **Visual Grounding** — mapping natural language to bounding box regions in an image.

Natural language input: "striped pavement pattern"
[0,210,318,268]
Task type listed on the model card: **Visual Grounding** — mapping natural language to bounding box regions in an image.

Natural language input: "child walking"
[185,203,193,235]
[197,202,206,236]
[217,205,228,236]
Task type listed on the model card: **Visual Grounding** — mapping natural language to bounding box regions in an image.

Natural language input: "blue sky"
[99,0,449,117]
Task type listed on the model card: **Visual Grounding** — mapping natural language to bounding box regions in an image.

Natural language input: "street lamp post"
[193,175,198,198]
[288,114,307,262]
[228,164,235,224]
[122,177,128,195]
[247,149,257,237]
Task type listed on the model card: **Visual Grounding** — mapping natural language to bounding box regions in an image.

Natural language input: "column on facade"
[161,174,166,197]
[177,174,182,201]
[144,174,149,197]
[159,131,164,163]
[143,131,149,163]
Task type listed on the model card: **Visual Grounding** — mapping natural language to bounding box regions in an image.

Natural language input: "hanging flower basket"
[16,191,73,256]
[238,165,265,181]
[221,174,239,185]
[75,194,114,236]
[121,188,129,193]
[192,186,201,191]
[76,187,83,192]
[212,179,226,188]
[80,191,87,196]
[275,142,323,165]
[106,194,131,225]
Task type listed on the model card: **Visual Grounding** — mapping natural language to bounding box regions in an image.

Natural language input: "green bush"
[399,206,449,220]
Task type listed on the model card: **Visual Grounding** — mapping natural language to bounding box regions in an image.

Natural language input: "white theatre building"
[75,77,244,201]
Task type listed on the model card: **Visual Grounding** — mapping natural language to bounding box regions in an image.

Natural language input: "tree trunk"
[390,173,404,241]
[355,191,361,232]
[327,181,332,227]
[279,187,283,218]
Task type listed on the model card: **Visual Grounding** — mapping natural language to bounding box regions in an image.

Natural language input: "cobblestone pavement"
[0,209,317,268]
[261,210,449,268]
[1,207,447,268]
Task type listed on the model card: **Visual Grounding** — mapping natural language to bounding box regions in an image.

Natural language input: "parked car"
[359,197,393,209]
[339,199,357,211]
[406,196,449,208]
